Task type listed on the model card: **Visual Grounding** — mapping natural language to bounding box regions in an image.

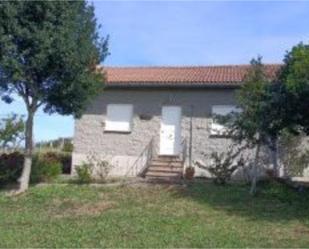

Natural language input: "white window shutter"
[105,104,133,132]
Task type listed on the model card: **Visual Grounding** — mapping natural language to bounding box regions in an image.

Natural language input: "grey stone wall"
[73,88,309,178]
[72,88,243,177]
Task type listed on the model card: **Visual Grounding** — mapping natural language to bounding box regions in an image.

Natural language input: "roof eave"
[104,82,242,89]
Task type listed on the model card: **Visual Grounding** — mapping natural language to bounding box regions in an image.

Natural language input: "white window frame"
[105,104,133,132]
[210,105,241,136]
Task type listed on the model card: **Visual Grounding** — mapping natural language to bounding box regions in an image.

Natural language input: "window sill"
[104,130,132,134]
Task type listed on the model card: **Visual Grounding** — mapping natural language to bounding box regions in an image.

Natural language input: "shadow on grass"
[178,180,309,223]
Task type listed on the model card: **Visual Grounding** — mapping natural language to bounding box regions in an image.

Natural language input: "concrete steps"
[145,156,184,182]
[146,166,183,173]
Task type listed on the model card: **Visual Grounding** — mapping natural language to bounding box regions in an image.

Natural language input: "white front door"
[159,106,182,155]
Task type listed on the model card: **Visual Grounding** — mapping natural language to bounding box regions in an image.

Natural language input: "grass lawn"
[1,181,309,248]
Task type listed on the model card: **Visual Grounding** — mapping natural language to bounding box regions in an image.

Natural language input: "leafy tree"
[0,1,108,192]
[280,42,309,134]
[232,57,270,194]
[0,114,25,150]
[227,57,289,194]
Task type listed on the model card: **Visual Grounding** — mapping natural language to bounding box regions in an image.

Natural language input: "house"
[72,65,281,180]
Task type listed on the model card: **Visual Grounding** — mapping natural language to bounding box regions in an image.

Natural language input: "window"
[105,104,133,132]
[210,105,240,136]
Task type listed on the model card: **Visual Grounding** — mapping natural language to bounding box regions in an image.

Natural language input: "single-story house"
[72,65,284,180]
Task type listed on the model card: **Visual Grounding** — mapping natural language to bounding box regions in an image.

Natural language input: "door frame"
[159,105,182,156]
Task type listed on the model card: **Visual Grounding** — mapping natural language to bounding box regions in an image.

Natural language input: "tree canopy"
[228,57,289,146]
[0,1,108,117]
[280,42,309,134]
[0,1,108,192]
[0,114,25,150]
[222,57,290,193]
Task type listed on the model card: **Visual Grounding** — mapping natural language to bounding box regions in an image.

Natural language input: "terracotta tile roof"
[100,65,281,88]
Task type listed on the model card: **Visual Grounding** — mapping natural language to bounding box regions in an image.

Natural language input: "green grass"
[0,181,309,248]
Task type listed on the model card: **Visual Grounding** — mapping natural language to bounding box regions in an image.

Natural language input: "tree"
[227,57,289,194]
[280,42,309,135]
[0,1,108,192]
[0,114,25,150]
[233,57,270,194]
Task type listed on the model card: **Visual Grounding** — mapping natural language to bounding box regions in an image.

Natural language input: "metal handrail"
[125,136,187,177]
[181,137,187,166]
[125,137,154,177]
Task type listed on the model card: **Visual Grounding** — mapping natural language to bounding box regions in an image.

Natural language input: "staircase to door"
[145,156,184,181]
[144,137,187,182]
[143,105,185,182]
[125,137,187,182]
[125,105,187,182]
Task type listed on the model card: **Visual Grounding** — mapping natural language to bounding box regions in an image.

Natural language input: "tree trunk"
[250,141,261,195]
[270,137,279,177]
[18,111,34,192]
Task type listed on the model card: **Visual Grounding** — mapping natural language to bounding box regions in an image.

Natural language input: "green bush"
[196,148,243,185]
[0,152,64,186]
[0,152,24,186]
[31,155,61,183]
[39,151,72,174]
[75,163,92,184]
[207,151,240,185]
[87,153,113,182]
[59,153,72,174]
[62,142,73,153]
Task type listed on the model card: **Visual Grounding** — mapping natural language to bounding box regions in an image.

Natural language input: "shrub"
[0,151,63,186]
[75,163,92,184]
[0,152,24,186]
[41,151,59,163]
[31,155,61,183]
[208,152,240,184]
[39,151,72,174]
[59,153,72,174]
[62,141,73,153]
[196,148,242,185]
[87,153,113,181]
[75,153,113,184]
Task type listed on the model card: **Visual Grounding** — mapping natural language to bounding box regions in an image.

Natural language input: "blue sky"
[1,0,309,142]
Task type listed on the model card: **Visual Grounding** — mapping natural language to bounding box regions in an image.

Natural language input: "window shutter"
[105,104,133,132]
